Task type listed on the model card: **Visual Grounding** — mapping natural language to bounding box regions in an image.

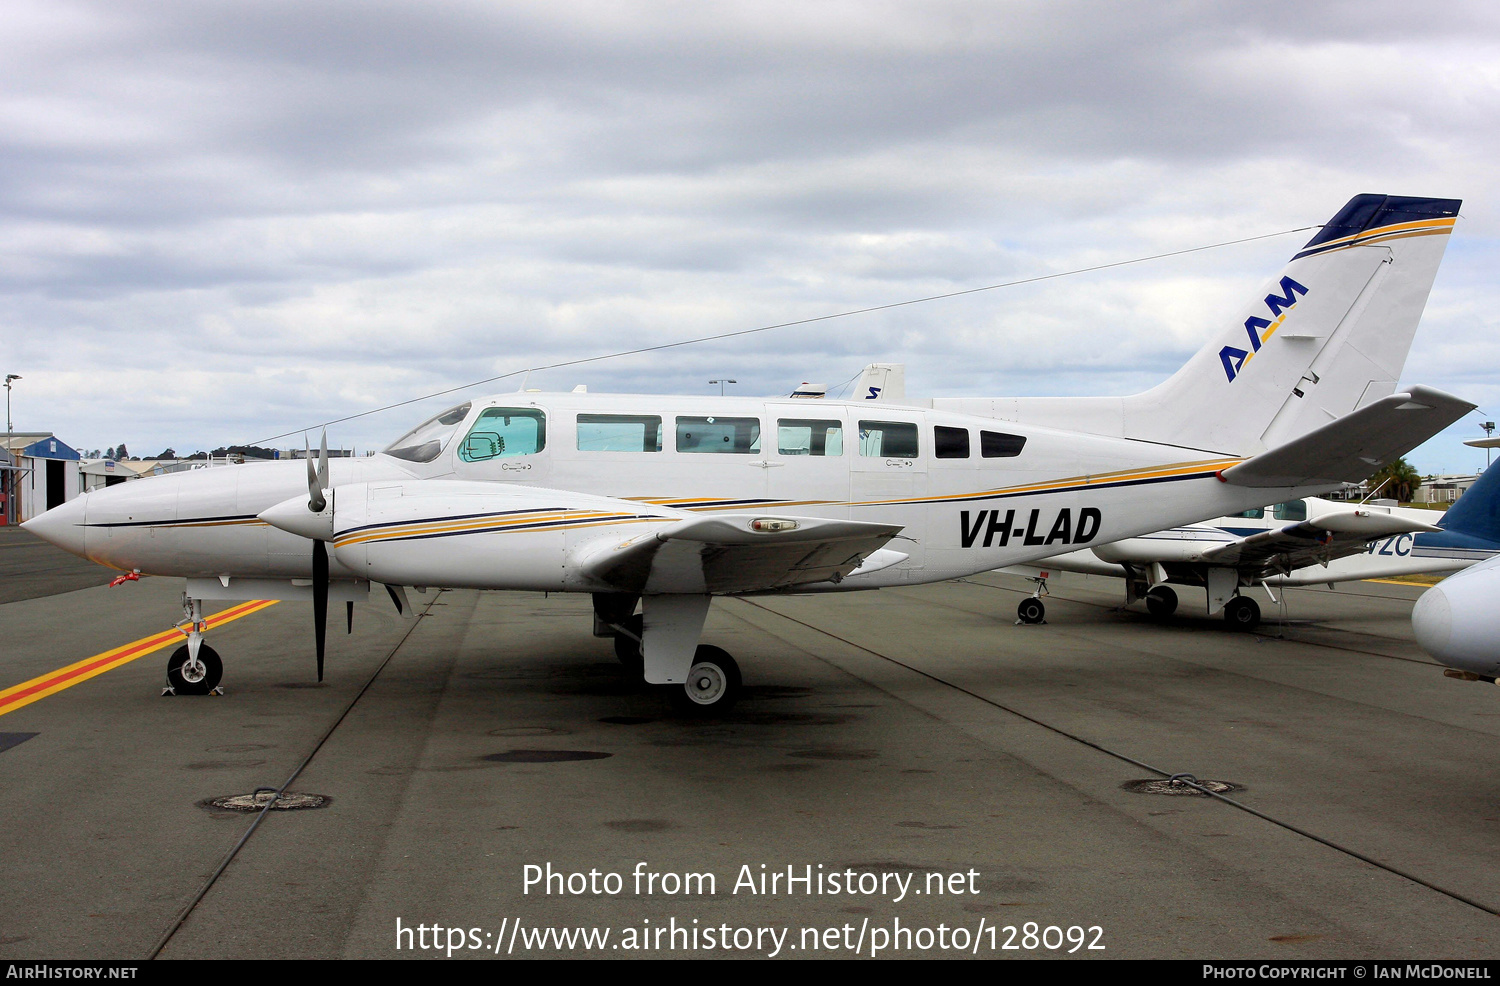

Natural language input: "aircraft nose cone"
[21,495,88,557]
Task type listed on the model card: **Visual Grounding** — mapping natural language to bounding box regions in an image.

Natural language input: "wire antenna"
[252,223,1319,445]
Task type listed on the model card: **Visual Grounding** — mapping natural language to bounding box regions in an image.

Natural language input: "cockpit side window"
[1234,507,1265,519]
[459,408,547,462]
[381,402,472,463]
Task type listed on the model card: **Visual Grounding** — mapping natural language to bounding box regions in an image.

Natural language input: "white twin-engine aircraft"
[24,195,1471,712]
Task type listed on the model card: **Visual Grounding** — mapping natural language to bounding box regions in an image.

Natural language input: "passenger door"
[763,405,850,519]
[850,414,927,570]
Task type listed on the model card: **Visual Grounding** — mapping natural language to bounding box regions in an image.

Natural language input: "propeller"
[305,431,331,681]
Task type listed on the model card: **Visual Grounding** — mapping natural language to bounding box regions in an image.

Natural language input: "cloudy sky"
[3,0,1499,473]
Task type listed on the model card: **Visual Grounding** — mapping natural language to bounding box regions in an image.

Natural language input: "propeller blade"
[317,429,330,491]
[346,600,354,635]
[313,539,328,681]
[306,437,326,513]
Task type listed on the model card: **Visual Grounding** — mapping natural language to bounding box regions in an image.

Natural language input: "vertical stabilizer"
[1437,460,1500,545]
[1121,195,1460,454]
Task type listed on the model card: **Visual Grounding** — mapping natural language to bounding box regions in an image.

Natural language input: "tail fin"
[1124,194,1460,453]
[1437,460,1500,545]
[942,195,1461,455]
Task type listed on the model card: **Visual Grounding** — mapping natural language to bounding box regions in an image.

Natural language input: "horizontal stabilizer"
[1218,386,1474,488]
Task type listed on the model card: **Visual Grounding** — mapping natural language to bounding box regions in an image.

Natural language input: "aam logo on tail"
[1219,276,1308,382]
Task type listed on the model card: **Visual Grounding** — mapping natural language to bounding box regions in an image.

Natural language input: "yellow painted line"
[0,599,278,718]
[1363,577,1444,587]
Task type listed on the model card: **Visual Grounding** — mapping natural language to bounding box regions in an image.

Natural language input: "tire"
[670,645,742,714]
[167,643,222,695]
[1223,596,1261,631]
[613,614,644,670]
[1016,598,1046,624]
[1145,586,1178,618]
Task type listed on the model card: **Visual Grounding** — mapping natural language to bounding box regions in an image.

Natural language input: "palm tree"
[1367,456,1422,502]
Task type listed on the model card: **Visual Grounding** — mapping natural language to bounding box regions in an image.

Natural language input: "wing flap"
[576,514,904,594]
[1201,509,1441,573]
[1219,386,1474,488]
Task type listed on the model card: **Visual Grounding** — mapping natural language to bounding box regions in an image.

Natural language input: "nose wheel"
[1016,597,1046,624]
[1016,575,1049,624]
[167,643,223,695]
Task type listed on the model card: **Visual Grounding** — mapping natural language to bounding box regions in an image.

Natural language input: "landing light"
[750,518,798,533]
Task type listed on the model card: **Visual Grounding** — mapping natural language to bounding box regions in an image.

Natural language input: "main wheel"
[167,643,222,695]
[1223,596,1261,631]
[613,614,644,670]
[1016,598,1046,624]
[1145,585,1178,618]
[670,645,742,714]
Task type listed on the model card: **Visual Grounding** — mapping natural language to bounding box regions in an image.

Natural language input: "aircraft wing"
[1200,507,1441,574]
[1219,386,1474,488]
[576,514,904,594]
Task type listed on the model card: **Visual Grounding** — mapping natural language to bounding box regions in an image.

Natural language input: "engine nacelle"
[262,481,681,592]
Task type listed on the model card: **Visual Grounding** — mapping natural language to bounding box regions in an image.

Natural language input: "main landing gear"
[1144,585,1178,618]
[596,593,742,714]
[1223,595,1261,631]
[164,596,223,695]
[672,645,743,714]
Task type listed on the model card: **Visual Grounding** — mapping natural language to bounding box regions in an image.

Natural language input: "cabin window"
[980,431,1027,458]
[859,420,919,458]
[1234,507,1265,519]
[676,416,762,454]
[458,407,546,462]
[382,402,472,463]
[934,426,970,459]
[1273,500,1307,522]
[577,414,663,452]
[777,419,843,456]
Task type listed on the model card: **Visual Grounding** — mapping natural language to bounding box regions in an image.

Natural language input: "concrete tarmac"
[1,534,1497,960]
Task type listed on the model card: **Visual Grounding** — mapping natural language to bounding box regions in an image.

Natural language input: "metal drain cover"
[1123,777,1240,797]
[204,791,330,812]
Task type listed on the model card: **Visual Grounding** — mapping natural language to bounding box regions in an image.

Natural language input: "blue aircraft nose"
[21,494,88,558]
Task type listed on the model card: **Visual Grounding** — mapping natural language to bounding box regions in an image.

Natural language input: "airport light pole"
[1484,422,1496,468]
[709,378,736,396]
[4,374,19,526]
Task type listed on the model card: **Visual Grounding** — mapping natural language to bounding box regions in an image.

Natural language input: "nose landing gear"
[163,595,224,695]
[1016,575,1049,624]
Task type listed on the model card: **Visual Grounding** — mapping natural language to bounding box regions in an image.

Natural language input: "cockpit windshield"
[381,402,473,462]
